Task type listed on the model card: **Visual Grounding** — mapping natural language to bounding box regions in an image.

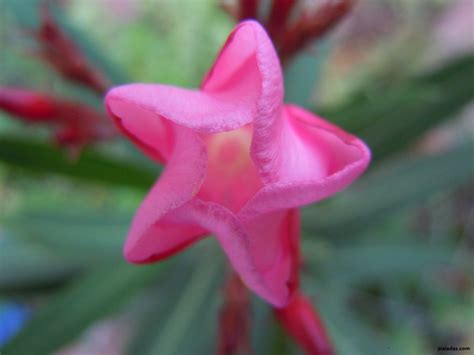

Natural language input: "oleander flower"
[105,20,370,307]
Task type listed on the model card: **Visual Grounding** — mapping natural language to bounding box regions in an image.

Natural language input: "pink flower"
[105,20,370,307]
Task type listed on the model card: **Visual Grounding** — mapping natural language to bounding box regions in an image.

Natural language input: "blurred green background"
[0,0,473,354]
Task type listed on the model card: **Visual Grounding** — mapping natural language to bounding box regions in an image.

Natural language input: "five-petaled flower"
[105,21,370,309]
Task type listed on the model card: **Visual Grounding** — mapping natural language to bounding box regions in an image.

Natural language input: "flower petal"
[106,89,177,163]
[201,20,282,116]
[242,104,370,217]
[242,208,301,297]
[106,21,280,163]
[172,200,299,307]
[106,83,256,135]
[124,128,208,263]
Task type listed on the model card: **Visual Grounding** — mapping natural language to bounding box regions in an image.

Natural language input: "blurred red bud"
[220,0,355,65]
[217,273,253,355]
[267,0,297,42]
[238,0,259,20]
[32,4,110,94]
[0,87,59,121]
[0,86,115,149]
[279,0,355,64]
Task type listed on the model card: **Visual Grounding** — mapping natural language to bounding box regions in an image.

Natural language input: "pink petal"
[242,104,370,217]
[106,83,254,135]
[124,128,208,263]
[242,208,301,297]
[201,20,282,114]
[196,20,283,213]
[170,201,300,307]
[105,21,278,164]
[106,90,176,163]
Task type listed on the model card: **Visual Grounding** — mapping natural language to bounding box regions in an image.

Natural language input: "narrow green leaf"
[321,54,474,161]
[251,297,274,355]
[0,237,83,293]
[7,211,126,259]
[0,135,156,189]
[269,321,294,355]
[314,287,395,355]
[1,261,166,355]
[126,248,223,355]
[1,0,42,28]
[145,256,220,355]
[305,242,457,285]
[302,140,474,236]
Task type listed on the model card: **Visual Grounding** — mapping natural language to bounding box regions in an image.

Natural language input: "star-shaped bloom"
[105,20,370,307]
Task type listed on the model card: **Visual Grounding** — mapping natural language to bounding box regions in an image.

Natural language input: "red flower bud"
[32,5,110,94]
[275,293,334,355]
[0,86,116,149]
[279,0,355,64]
[0,87,59,121]
[238,0,259,20]
[217,273,253,355]
[267,0,297,42]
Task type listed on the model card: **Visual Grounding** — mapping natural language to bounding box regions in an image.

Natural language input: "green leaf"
[251,297,274,354]
[128,247,222,355]
[305,242,456,285]
[321,54,474,161]
[0,135,156,189]
[284,40,332,108]
[302,239,468,355]
[302,140,474,236]
[1,0,42,28]
[0,211,127,294]
[6,211,126,259]
[0,237,84,293]
[145,258,219,355]
[268,321,294,355]
[1,261,167,355]
[314,287,395,355]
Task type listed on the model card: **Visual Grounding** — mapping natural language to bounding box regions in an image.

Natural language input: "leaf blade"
[0,135,156,189]
[302,140,474,236]
[1,261,167,355]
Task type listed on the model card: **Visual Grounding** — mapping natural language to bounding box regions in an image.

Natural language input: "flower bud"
[275,293,334,355]
[0,87,59,121]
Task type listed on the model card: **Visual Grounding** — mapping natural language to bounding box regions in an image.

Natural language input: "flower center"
[198,125,262,213]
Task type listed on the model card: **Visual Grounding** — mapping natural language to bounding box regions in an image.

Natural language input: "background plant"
[0,0,472,354]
